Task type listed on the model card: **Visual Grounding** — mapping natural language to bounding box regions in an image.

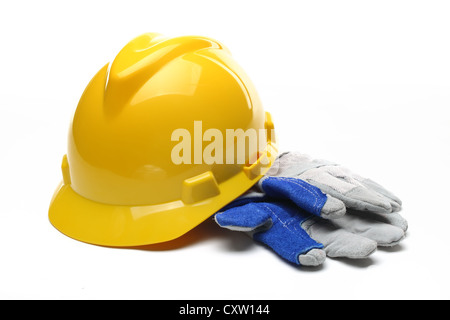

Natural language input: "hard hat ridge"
[104,33,224,117]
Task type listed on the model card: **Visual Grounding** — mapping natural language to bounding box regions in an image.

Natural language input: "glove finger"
[308,178,393,214]
[324,166,394,213]
[299,167,392,213]
[298,249,327,267]
[253,221,326,266]
[322,166,392,213]
[338,167,403,212]
[259,176,346,219]
[216,201,326,266]
[359,178,403,212]
[302,217,377,259]
[252,202,326,266]
[344,209,408,233]
[215,203,272,232]
[330,211,406,247]
[321,194,347,219]
[378,212,408,232]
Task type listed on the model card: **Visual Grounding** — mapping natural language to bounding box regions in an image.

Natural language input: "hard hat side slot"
[181,171,221,204]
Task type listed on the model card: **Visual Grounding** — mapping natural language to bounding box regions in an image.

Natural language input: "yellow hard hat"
[49,33,277,247]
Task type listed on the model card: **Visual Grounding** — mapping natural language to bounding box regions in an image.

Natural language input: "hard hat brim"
[48,144,277,247]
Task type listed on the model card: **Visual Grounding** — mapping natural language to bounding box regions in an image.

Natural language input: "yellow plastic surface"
[49,33,277,246]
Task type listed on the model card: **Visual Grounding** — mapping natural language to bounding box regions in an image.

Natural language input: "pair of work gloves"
[214,152,407,266]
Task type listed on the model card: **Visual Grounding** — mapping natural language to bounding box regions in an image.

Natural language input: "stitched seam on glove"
[262,204,306,239]
[258,203,321,261]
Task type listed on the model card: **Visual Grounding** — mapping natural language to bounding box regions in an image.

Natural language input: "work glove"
[214,152,407,267]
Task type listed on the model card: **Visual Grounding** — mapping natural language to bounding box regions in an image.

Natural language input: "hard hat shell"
[49,33,277,246]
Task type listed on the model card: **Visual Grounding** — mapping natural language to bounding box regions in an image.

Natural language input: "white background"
[1,0,449,300]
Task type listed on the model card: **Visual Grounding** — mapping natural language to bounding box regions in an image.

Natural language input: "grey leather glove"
[261,152,408,259]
